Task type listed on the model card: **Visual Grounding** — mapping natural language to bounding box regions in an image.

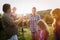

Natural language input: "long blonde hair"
[50,8,60,30]
[37,19,48,30]
[50,8,60,19]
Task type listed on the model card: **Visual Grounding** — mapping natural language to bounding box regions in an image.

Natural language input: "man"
[2,3,21,40]
[28,7,41,40]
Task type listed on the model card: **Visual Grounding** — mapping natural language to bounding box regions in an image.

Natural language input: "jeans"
[8,35,18,40]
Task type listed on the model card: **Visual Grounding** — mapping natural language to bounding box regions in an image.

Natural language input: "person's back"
[2,12,18,39]
[2,3,18,40]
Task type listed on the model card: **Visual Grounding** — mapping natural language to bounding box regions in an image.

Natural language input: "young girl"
[38,19,49,40]
[50,8,60,40]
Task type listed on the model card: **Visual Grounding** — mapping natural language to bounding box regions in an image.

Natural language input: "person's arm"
[26,20,30,27]
[7,15,21,25]
[38,15,41,20]
[37,15,41,31]
[14,18,22,23]
[13,17,23,25]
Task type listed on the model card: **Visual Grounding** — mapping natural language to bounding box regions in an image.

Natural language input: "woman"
[50,8,60,40]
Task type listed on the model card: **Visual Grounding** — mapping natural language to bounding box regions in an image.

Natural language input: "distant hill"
[37,9,53,24]
[37,9,52,19]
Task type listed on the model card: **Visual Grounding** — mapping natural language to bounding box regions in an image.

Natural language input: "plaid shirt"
[29,14,40,32]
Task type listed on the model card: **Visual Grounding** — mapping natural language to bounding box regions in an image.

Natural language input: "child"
[50,8,60,40]
[11,7,22,25]
[11,7,17,20]
[37,19,49,40]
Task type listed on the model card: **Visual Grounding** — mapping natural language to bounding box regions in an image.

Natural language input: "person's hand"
[14,16,22,24]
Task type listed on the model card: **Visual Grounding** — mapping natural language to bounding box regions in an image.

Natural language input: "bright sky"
[0,0,60,15]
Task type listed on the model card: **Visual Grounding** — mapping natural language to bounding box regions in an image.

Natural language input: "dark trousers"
[54,31,60,40]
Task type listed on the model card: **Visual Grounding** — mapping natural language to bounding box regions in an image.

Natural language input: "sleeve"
[38,15,41,20]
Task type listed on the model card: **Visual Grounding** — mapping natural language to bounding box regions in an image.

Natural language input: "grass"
[47,26,54,40]
[19,26,54,40]
[0,26,54,40]
[18,27,32,40]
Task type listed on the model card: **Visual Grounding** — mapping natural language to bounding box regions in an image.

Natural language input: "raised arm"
[26,20,30,27]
